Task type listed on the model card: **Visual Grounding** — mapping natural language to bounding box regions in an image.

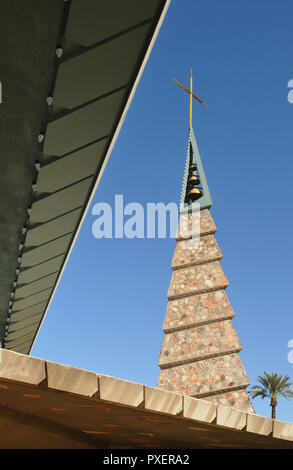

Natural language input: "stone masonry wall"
[168,261,229,300]
[158,209,254,413]
[176,208,216,240]
[172,234,222,269]
[159,320,242,368]
[163,290,234,333]
[158,353,250,397]
[204,389,252,412]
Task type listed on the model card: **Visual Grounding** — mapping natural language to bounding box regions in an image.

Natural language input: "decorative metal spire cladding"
[180,127,212,212]
[173,69,211,212]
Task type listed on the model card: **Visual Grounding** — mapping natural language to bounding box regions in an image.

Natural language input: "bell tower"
[157,70,254,412]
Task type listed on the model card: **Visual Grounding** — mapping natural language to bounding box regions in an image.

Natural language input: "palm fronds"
[249,372,293,418]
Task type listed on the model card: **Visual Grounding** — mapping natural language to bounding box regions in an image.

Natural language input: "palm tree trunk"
[270,397,277,419]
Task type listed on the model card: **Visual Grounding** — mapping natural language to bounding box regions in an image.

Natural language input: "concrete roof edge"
[0,349,292,444]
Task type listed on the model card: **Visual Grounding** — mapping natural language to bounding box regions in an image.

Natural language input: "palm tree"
[249,372,293,419]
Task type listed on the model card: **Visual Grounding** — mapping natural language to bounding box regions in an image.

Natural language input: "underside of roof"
[0,0,170,353]
[0,350,292,449]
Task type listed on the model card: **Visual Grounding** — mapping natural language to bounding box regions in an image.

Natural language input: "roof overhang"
[0,350,292,449]
[0,0,170,353]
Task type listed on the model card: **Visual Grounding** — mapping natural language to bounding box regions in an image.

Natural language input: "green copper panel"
[180,127,212,213]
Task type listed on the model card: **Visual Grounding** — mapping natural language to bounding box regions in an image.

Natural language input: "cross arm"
[172,78,208,108]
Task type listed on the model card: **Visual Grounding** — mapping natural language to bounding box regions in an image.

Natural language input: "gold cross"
[173,68,208,129]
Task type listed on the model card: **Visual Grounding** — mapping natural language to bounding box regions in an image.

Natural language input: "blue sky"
[33,0,293,422]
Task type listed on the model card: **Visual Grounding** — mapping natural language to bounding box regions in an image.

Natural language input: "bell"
[187,188,203,201]
[189,163,197,171]
[188,176,200,186]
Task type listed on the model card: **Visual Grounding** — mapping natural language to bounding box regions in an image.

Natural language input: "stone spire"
[157,127,254,413]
